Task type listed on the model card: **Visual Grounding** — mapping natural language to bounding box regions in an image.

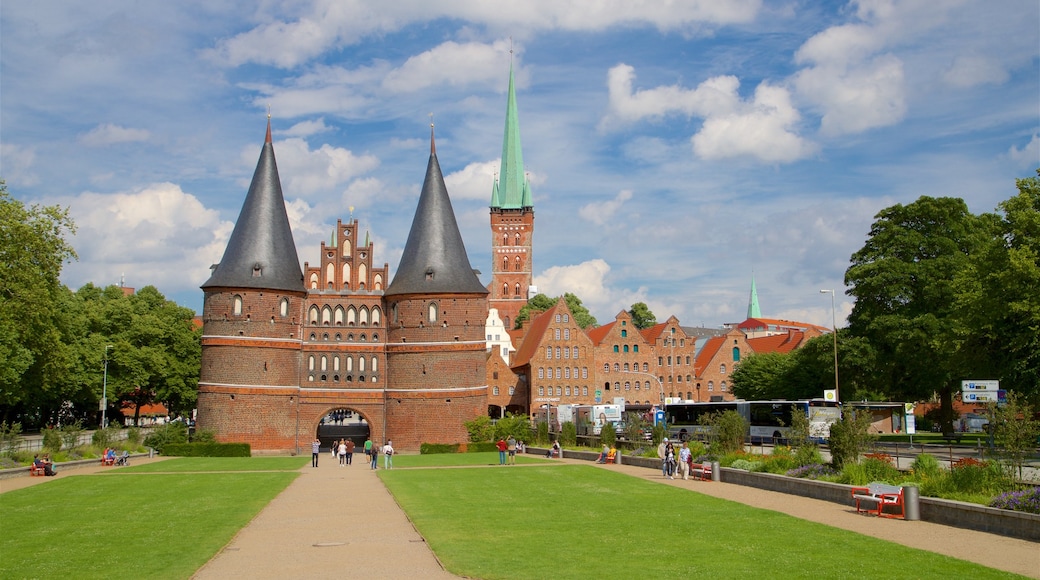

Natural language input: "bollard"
[148,447,154,458]
[711,461,721,482]
[615,451,621,465]
[903,485,920,521]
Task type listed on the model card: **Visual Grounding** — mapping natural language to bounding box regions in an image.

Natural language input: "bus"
[664,401,743,442]
[665,399,841,443]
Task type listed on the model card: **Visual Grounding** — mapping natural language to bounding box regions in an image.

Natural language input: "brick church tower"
[488,63,535,330]
[384,125,490,446]
[197,118,307,450]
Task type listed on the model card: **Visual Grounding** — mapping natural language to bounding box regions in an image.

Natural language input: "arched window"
[359,307,369,326]
[514,283,521,296]
[621,329,627,338]
[572,346,578,358]
[624,363,630,371]
[555,329,560,340]
[346,356,353,372]
[613,382,620,391]
[347,307,357,326]
[555,347,561,358]
[334,306,344,326]
[642,362,649,372]
[358,264,367,288]
[538,367,544,379]
[359,357,366,372]
[371,357,378,371]
[514,256,522,271]
[309,272,319,289]
[708,381,714,392]
[732,347,741,362]
[333,357,340,372]
[279,298,289,317]
[613,345,619,353]
[308,356,315,371]
[503,233,508,246]
[371,307,381,325]
[493,386,500,396]
[603,363,609,373]
[623,345,629,353]
[320,356,327,371]
[514,233,521,246]
[373,274,382,290]
[428,302,438,322]
[564,329,570,340]
[720,364,727,374]
[233,295,243,316]
[720,381,727,392]
[546,347,552,359]
[342,263,351,288]
[308,305,319,325]
[502,256,509,271]
[325,263,335,287]
[322,306,332,326]
[613,363,620,372]
[502,283,509,297]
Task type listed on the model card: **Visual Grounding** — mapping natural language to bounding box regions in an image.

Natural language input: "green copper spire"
[492,64,530,210]
[747,275,762,319]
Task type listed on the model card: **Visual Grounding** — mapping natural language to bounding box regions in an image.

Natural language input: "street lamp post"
[819,290,839,403]
[102,345,113,428]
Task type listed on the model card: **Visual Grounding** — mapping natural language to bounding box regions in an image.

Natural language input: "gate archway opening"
[316,407,371,452]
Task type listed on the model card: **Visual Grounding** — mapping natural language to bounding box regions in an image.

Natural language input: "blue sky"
[2,1,1037,329]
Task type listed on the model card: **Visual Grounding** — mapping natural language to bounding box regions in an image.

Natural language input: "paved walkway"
[5,454,1037,578]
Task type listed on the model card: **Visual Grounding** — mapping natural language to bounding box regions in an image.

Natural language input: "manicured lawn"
[386,451,551,468]
[0,471,297,579]
[381,465,1021,580]
[119,456,309,473]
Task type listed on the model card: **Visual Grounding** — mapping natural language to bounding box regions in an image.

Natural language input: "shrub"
[0,421,22,455]
[191,429,217,444]
[650,424,666,447]
[466,442,498,453]
[730,459,755,471]
[60,421,84,451]
[560,421,577,446]
[163,442,251,457]
[42,428,62,452]
[420,443,460,454]
[793,445,824,467]
[125,427,142,446]
[827,408,875,469]
[535,421,549,445]
[841,456,902,485]
[92,424,123,448]
[909,453,944,482]
[705,410,747,456]
[144,422,189,454]
[989,487,1040,515]
[786,464,838,479]
[464,415,494,443]
[599,422,616,448]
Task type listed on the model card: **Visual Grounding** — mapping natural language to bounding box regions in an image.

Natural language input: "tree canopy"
[514,293,598,329]
[628,302,657,329]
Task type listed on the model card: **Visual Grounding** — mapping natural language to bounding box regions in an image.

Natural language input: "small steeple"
[385,124,487,296]
[747,274,762,319]
[491,63,530,210]
[202,118,304,292]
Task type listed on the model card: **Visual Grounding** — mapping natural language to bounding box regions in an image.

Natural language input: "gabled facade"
[511,298,595,409]
[589,311,656,404]
[645,316,700,402]
[693,328,752,401]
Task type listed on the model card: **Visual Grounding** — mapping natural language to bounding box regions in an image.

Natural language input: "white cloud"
[382,40,509,93]
[78,123,151,146]
[579,189,633,225]
[281,118,334,138]
[0,143,38,186]
[445,160,498,200]
[942,55,1010,88]
[605,65,814,163]
[244,138,380,198]
[533,258,650,323]
[206,1,762,69]
[60,183,231,292]
[1008,134,1039,167]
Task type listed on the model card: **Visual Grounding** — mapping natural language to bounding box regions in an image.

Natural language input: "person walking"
[345,438,355,465]
[311,438,321,468]
[382,440,394,469]
[369,441,379,470]
[338,439,347,466]
[657,438,669,477]
[678,441,692,480]
[664,441,676,479]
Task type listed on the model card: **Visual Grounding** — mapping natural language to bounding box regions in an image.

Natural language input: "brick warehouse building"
[197,118,487,453]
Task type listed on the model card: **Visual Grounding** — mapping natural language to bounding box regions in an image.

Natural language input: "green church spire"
[491,64,530,210]
[747,275,762,319]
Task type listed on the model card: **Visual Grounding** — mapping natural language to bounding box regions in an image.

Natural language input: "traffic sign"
[962,380,999,392]
[963,390,1006,403]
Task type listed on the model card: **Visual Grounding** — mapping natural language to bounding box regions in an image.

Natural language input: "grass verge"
[381,465,1021,579]
[386,451,551,468]
[0,470,297,579]
[119,456,309,473]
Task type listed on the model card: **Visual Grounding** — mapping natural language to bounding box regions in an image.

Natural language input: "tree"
[730,352,796,400]
[955,172,1040,403]
[0,182,77,426]
[628,302,656,329]
[513,292,598,329]
[845,196,983,434]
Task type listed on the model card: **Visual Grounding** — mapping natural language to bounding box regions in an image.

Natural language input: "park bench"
[690,462,712,481]
[29,465,47,476]
[101,457,116,466]
[850,482,905,519]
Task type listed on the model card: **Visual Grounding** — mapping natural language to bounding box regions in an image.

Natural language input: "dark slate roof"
[201,120,304,293]
[385,129,488,297]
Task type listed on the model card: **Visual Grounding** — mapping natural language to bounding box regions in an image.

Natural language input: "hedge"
[466,441,498,453]
[162,442,251,457]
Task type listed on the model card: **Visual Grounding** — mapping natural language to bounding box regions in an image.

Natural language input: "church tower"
[384,125,489,447]
[489,63,535,330]
[198,118,306,448]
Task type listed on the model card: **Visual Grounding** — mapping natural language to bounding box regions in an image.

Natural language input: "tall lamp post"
[819,290,839,403]
[101,345,113,428]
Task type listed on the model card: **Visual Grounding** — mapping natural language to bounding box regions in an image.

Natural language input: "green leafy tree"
[560,421,577,446]
[827,408,876,469]
[464,415,494,442]
[954,172,1040,402]
[845,196,983,434]
[599,421,617,448]
[704,410,747,455]
[628,302,656,330]
[493,413,531,442]
[730,352,797,400]
[514,293,598,329]
[988,394,1040,480]
[0,182,77,425]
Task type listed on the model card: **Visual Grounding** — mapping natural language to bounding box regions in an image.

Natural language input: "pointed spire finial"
[265,106,272,144]
[429,112,436,155]
[349,206,355,220]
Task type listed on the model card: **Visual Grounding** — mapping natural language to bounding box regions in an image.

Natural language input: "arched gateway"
[197,120,488,453]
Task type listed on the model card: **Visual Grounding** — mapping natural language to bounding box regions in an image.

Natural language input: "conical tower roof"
[202,119,304,293]
[747,274,762,319]
[385,127,488,296]
[491,64,531,210]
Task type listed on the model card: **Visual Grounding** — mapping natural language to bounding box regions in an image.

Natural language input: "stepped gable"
[202,119,304,292]
[385,126,487,296]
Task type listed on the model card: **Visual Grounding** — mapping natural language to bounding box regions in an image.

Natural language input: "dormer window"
[425,267,434,281]
[252,263,262,277]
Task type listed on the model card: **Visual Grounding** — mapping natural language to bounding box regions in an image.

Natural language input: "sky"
[2,1,1038,330]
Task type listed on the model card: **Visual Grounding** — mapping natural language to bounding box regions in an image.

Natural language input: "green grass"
[381,465,1022,580]
[119,456,309,472]
[388,451,551,468]
[0,470,297,579]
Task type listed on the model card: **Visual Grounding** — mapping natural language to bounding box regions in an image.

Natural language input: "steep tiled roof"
[738,317,829,334]
[510,304,557,368]
[694,335,726,373]
[747,329,807,354]
[202,119,304,293]
[585,321,616,346]
[639,322,668,344]
[385,127,488,296]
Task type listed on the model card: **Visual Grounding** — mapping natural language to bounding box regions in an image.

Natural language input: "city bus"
[665,399,841,443]
[664,401,743,442]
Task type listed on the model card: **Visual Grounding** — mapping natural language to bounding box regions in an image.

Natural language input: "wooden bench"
[850,482,905,519]
[101,457,116,466]
[690,462,713,481]
[29,465,47,476]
